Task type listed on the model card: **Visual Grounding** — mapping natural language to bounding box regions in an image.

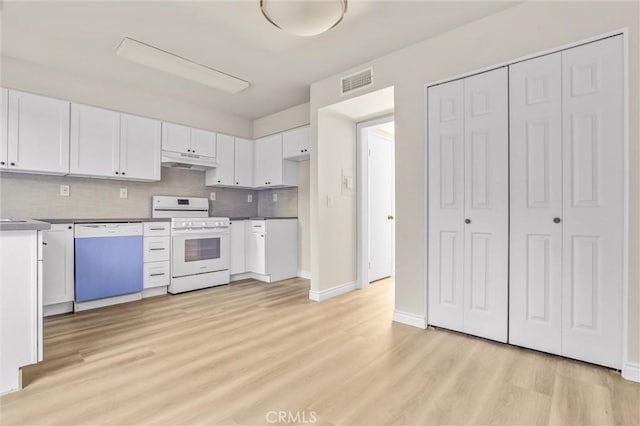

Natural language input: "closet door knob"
[553,217,561,224]
[465,219,471,224]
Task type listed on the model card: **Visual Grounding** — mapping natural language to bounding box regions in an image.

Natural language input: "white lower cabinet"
[41,224,75,316]
[246,221,266,275]
[244,220,297,282]
[143,261,170,289]
[230,220,246,275]
[143,222,170,294]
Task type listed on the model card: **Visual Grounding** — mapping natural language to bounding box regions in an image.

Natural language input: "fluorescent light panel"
[116,38,249,94]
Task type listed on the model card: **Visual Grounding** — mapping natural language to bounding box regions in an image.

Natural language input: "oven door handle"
[172,232,229,239]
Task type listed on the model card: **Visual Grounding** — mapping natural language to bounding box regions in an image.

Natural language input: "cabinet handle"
[553,217,561,224]
[236,182,239,185]
[149,227,165,231]
[192,150,195,153]
[149,272,166,277]
[0,161,4,165]
[465,219,471,224]
[149,248,166,251]
[218,180,221,183]
[187,149,191,152]
[68,226,73,230]
[10,162,15,166]
[42,242,48,246]
[121,172,126,176]
[115,171,119,175]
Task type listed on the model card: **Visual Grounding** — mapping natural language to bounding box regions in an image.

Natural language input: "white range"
[151,196,230,294]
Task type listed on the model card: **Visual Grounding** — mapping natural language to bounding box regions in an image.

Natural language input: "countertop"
[38,218,171,224]
[230,217,298,221]
[0,219,51,232]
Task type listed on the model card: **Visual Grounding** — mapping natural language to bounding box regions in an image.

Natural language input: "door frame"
[356,114,395,290]
[424,28,630,374]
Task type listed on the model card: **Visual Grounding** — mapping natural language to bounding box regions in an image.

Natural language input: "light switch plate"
[59,185,70,197]
[120,188,128,199]
[248,194,253,203]
[273,193,278,202]
[210,192,216,201]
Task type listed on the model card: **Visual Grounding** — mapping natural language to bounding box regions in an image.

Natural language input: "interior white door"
[509,53,563,354]
[368,130,394,282]
[462,67,509,343]
[119,114,161,180]
[427,79,465,332]
[561,36,624,369]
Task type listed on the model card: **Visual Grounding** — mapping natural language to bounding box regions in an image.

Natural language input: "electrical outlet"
[273,193,278,202]
[120,188,128,199]
[59,185,70,197]
[248,194,253,203]
[210,192,216,201]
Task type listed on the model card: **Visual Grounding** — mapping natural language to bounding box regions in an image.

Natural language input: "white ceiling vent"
[341,67,373,95]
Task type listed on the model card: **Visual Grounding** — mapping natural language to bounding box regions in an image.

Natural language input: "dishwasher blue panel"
[75,236,143,302]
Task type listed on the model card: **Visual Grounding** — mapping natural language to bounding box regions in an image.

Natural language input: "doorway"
[357,116,395,288]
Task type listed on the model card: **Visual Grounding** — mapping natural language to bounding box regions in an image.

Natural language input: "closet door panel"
[427,80,465,332]
[509,53,563,354]
[462,67,509,342]
[561,36,623,368]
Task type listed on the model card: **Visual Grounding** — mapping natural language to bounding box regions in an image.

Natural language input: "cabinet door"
[120,114,161,181]
[427,80,465,333]
[247,231,266,275]
[282,126,310,160]
[230,221,246,275]
[462,67,509,343]
[190,128,217,157]
[561,36,623,369]
[212,133,235,185]
[234,137,253,187]
[254,134,283,187]
[70,104,120,177]
[42,224,75,305]
[509,53,563,354]
[7,90,70,174]
[161,122,191,154]
[1,88,7,169]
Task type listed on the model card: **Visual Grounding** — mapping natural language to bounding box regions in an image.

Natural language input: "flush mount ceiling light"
[260,0,348,37]
[115,38,249,94]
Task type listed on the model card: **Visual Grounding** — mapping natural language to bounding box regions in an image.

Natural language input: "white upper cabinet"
[161,122,191,154]
[162,122,216,157]
[234,137,253,187]
[70,103,121,178]
[1,89,8,168]
[6,90,70,174]
[254,134,283,187]
[282,125,310,161]
[120,113,161,181]
[206,133,234,186]
[190,128,217,157]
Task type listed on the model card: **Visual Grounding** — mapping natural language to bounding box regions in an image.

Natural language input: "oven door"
[172,232,230,278]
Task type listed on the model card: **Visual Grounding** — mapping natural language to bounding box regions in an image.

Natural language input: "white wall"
[1,56,253,138]
[309,1,639,364]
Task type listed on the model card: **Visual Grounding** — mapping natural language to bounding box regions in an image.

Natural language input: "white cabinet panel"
[143,261,170,289]
[120,114,161,181]
[561,36,623,368]
[246,221,266,275]
[1,88,7,168]
[42,224,75,306]
[143,222,170,237]
[70,103,120,178]
[282,125,310,161]
[143,236,170,262]
[161,122,191,154]
[234,137,253,187]
[230,220,246,275]
[509,52,563,355]
[254,134,283,187]
[7,90,70,174]
[427,79,465,333]
[462,67,509,343]
[212,133,235,185]
[191,128,217,157]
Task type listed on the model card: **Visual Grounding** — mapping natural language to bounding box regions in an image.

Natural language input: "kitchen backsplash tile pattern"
[0,168,297,219]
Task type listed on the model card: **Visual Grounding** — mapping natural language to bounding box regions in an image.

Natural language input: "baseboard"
[74,293,142,312]
[392,309,427,329]
[231,272,271,283]
[142,286,167,298]
[44,301,74,317]
[297,270,311,279]
[309,281,356,302]
[622,361,640,382]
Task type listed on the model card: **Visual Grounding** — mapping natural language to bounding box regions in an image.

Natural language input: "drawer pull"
[149,227,165,231]
[149,248,166,251]
[149,272,166,277]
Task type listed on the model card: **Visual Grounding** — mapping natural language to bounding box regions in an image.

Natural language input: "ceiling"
[2,1,516,120]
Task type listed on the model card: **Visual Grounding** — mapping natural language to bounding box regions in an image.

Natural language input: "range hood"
[161,151,217,171]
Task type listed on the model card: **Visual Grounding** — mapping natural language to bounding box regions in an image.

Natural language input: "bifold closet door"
[428,68,508,342]
[561,36,623,369]
[509,53,563,355]
[427,80,465,332]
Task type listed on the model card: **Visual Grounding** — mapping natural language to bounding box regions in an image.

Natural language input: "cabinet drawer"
[143,236,170,262]
[249,221,265,231]
[144,261,170,288]
[143,222,170,236]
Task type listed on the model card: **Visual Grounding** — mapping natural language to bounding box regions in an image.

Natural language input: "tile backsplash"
[0,167,297,219]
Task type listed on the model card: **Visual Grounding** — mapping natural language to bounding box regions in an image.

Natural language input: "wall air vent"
[340,67,373,95]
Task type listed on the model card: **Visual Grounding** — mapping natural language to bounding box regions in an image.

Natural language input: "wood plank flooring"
[1,278,638,425]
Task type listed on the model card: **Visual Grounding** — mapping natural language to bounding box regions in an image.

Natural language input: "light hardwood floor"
[1,278,638,425]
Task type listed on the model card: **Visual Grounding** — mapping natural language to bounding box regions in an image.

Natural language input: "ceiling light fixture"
[260,0,348,37]
[115,38,250,94]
